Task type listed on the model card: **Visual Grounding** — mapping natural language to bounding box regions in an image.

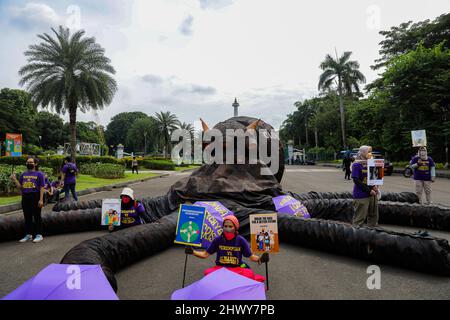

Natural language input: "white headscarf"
[355,145,372,164]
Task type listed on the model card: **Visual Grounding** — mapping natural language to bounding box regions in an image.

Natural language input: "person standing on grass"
[131,157,139,175]
[10,157,45,243]
[410,146,436,205]
[61,156,78,202]
[351,146,379,227]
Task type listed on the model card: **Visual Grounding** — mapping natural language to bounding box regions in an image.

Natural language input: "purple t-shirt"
[62,163,78,185]
[19,171,45,195]
[351,162,370,199]
[410,156,435,181]
[120,202,145,227]
[207,235,252,267]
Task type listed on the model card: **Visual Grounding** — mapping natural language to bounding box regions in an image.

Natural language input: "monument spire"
[232,98,240,117]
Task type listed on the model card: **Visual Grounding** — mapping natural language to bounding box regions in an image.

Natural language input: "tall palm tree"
[177,122,194,138]
[155,111,179,158]
[318,51,365,149]
[19,26,117,161]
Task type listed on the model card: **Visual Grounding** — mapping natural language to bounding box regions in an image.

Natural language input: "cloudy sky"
[0,0,448,130]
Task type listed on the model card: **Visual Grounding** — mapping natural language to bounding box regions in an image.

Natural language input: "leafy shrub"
[0,165,54,194]
[142,160,176,171]
[92,164,125,179]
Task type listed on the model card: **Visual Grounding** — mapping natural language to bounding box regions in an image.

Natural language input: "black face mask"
[27,164,34,170]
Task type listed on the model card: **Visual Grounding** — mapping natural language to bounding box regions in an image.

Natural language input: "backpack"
[67,164,77,176]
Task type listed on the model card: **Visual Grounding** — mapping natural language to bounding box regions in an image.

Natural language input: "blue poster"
[174,204,206,247]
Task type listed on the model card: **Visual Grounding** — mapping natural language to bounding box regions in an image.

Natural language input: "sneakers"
[32,235,44,243]
[19,235,33,243]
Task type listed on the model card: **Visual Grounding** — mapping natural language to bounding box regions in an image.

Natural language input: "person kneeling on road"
[109,188,146,232]
[185,215,269,282]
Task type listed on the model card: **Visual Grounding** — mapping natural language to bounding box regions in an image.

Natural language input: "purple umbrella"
[272,195,311,219]
[194,201,234,249]
[2,264,118,300]
[171,268,266,300]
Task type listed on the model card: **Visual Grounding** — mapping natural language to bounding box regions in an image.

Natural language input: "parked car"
[340,149,393,176]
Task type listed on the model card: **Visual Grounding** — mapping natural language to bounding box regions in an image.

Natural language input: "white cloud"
[179,15,194,36]
[9,2,64,30]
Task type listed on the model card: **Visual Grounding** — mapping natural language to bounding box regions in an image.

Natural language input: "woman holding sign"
[410,147,436,205]
[10,157,45,243]
[351,146,379,227]
[185,215,268,282]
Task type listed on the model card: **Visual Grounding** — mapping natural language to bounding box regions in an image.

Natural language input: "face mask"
[27,164,34,170]
[122,197,131,205]
[223,231,236,241]
[366,153,373,160]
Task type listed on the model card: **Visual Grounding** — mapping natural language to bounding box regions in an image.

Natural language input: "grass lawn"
[0,172,160,207]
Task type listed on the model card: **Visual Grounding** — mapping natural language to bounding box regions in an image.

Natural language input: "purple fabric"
[272,195,311,218]
[194,201,234,249]
[121,202,145,227]
[171,267,266,300]
[2,264,118,300]
[62,163,78,185]
[410,156,435,181]
[19,171,45,195]
[351,162,370,199]
[207,235,252,267]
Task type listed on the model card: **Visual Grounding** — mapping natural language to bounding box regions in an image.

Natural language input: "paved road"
[1,167,449,299]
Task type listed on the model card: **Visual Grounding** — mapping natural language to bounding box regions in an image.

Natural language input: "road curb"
[0,173,170,215]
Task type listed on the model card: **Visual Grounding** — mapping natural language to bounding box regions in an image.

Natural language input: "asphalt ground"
[1,167,449,299]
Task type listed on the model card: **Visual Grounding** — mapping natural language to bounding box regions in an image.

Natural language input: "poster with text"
[174,204,206,247]
[367,159,385,186]
[250,213,279,254]
[101,199,121,226]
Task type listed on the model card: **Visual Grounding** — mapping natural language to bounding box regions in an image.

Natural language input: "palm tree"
[19,26,117,161]
[155,111,179,158]
[178,122,194,138]
[318,51,365,149]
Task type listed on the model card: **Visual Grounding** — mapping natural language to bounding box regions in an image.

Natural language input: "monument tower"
[232,98,240,117]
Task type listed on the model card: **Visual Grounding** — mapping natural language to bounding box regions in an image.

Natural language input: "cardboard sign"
[367,159,384,186]
[5,133,22,157]
[101,199,121,226]
[175,204,206,247]
[250,213,279,254]
[411,130,427,147]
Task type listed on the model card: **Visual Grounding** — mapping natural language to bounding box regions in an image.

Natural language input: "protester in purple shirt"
[410,146,436,204]
[61,156,78,202]
[186,215,268,282]
[351,146,379,227]
[10,157,45,243]
[109,188,146,232]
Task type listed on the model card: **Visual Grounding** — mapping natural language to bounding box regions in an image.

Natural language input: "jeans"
[63,183,78,201]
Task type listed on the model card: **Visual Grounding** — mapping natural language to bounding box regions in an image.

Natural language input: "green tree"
[19,26,117,161]
[34,111,65,150]
[105,112,148,152]
[0,88,38,147]
[318,51,366,149]
[126,117,158,154]
[155,111,179,158]
[372,13,450,71]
